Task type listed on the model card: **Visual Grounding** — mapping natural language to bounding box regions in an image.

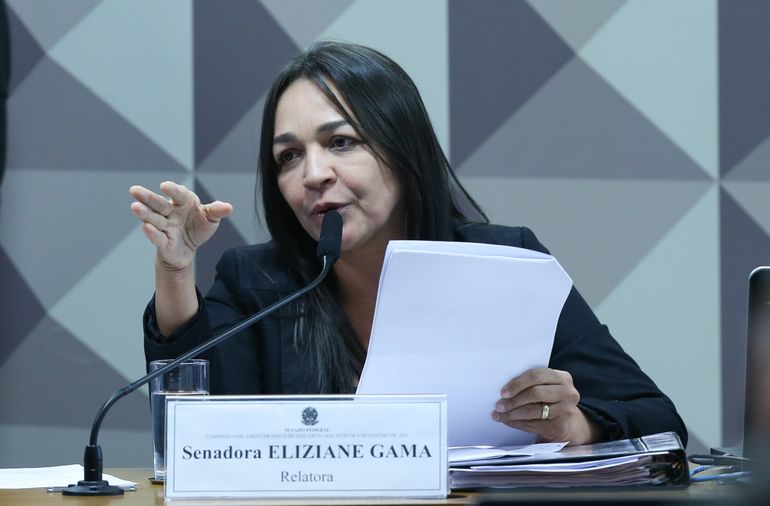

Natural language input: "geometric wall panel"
[581,0,719,178]
[0,315,149,430]
[449,0,573,167]
[6,0,101,50]
[48,226,157,383]
[723,136,770,182]
[597,186,721,446]
[457,58,712,180]
[5,4,47,94]
[0,245,46,368]
[527,0,627,51]
[7,57,188,173]
[722,181,770,238]
[262,0,354,49]
[0,424,152,471]
[0,169,159,309]
[459,176,712,306]
[719,0,770,176]
[48,0,194,170]
[197,96,265,175]
[193,0,298,166]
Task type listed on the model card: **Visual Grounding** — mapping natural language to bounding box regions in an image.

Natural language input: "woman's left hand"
[491,367,603,445]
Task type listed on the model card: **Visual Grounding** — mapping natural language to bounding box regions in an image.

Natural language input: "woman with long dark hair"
[130,41,686,446]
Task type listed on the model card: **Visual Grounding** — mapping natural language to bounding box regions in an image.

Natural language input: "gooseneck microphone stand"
[62,211,343,496]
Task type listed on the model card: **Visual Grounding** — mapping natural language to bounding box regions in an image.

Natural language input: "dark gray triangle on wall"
[719,187,770,445]
[6,5,46,94]
[7,57,188,172]
[724,135,770,181]
[194,0,298,167]
[457,58,711,180]
[449,0,574,168]
[0,246,45,367]
[719,0,770,176]
[197,95,264,174]
[194,181,249,295]
[0,315,149,430]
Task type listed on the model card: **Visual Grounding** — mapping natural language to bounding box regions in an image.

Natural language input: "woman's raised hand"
[129,181,233,271]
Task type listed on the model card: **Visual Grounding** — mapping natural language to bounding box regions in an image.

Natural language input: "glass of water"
[148,359,209,481]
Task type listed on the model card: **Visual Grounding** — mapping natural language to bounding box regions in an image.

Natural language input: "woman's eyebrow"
[273,119,351,146]
[273,132,296,145]
[316,119,349,134]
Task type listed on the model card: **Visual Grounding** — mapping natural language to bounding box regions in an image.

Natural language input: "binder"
[449,431,689,489]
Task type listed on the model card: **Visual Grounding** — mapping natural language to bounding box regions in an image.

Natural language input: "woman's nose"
[303,149,336,189]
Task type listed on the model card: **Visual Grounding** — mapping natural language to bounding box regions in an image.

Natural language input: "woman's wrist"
[154,255,198,337]
[563,409,606,446]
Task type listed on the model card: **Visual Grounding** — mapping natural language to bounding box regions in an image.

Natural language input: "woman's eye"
[276,150,299,166]
[330,136,355,150]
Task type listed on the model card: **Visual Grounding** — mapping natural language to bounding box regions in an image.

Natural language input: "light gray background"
[1,0,768,467]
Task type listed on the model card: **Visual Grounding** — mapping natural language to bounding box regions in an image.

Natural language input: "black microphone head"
[316,210,343,263]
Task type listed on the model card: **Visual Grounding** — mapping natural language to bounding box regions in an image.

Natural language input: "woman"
[130,41,687,447]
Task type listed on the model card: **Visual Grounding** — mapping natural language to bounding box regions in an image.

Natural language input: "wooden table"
[0,468,748,505]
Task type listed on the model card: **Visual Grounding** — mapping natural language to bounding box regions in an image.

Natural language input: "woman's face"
[273,78,406,257]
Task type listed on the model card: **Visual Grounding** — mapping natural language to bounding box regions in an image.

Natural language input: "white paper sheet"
[448,442,567,464]
[357,240,572,446]
[0,464,137,490]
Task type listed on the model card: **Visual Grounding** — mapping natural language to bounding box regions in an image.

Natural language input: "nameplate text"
[164,395,447,499]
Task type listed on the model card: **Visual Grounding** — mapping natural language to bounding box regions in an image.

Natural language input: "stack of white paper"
[448,431,688,489]
[357,240,573,446]
[449,454,666,488]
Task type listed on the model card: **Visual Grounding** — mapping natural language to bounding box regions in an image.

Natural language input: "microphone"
[316,209,343,263]
[62,211,343,496]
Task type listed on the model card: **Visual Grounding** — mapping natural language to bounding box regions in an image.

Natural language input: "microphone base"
[61,480,125,496]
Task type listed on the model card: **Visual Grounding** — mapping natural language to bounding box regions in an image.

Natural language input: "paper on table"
[449,442,567,464]
[357,240,572,446]
[0,464,137,489]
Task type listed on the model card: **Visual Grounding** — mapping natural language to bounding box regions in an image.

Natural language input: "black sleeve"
[520,227,688,445]
[142,249,276,394]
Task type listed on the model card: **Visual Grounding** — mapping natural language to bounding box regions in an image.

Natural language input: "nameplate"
[164,394,447,499]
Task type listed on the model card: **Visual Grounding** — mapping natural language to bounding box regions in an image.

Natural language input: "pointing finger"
[159,181,193,207]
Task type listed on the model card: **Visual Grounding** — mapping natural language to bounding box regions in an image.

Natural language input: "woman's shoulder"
[216,241,299,292]
[453,222,550,255]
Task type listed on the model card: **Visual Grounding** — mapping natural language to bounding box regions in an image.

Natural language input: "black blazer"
[145,223,687,445]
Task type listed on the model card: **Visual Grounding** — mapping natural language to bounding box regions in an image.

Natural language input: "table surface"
[0,468,748,505]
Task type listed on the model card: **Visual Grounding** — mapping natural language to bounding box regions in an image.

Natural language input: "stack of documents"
[448,432,689,489]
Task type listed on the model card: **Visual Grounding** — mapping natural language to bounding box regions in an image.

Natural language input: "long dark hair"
[257,41,487,392]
